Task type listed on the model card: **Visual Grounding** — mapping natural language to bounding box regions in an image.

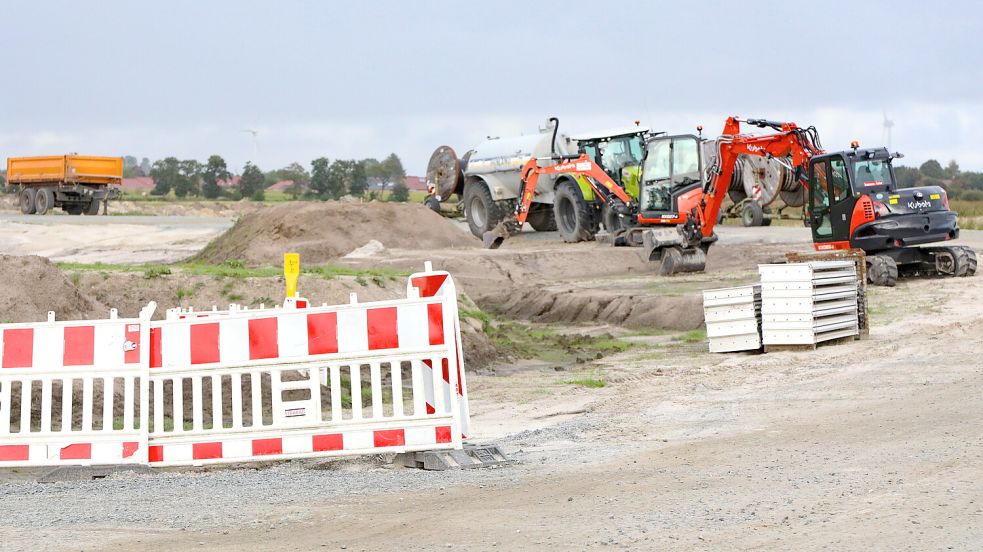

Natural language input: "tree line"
[896,159,983,200]
[123,153,410,202]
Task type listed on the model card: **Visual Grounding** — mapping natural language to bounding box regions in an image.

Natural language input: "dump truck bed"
[6,155,123,186]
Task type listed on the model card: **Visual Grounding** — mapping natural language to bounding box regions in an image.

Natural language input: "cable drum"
[425,145,463,201]
[703,140,748,202]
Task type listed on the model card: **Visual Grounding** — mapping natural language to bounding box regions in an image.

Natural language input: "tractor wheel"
[659,247,684,276]
[601,203,626,233]
[960,246,978,276]
[867,255,898,287]
[83,199,102,216]
[741,202,764,227]
[35,188,55,215]
[463,181,509,239]
[526,203,557,232]
[553,181,597,243]
[19,189,37,215]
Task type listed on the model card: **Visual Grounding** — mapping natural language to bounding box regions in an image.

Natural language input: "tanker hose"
[549,117,560,157]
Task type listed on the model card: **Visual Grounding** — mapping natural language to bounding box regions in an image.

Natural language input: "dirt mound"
[193,201,472,266]
[0,255,106,323]
[480,286,704,331]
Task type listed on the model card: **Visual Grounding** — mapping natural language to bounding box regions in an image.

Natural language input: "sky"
[1,0,981,175]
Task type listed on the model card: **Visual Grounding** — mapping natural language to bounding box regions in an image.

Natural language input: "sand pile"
[0,255,107,323]
[193,201,471,266]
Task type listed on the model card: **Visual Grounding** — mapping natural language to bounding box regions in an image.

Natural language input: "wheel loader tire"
[741,202,764,227]
[553,181,597,243]
[424,195,441,213]
[867,255,898,287]
[35,188,55,215]
[659,247,683,276]
[19,189,36,215]
[601,203,626,233]
[83,199,102,216]
[526,204,557,232]
[463,182,508,239]
[960,246,978,276]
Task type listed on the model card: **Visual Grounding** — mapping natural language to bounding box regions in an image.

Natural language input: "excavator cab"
[638,134,705,223]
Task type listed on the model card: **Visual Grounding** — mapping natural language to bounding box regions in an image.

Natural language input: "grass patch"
[564,376,606,388]
[175,288,195,300]
[459,308,491,330]
[674,329,707,343]
[56,261,410,282]
[487,318,635,363]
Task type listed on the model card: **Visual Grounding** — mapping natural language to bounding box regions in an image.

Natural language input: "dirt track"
[0,203,981,551]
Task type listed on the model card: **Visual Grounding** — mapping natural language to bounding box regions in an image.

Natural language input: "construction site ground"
[0,201,980,551]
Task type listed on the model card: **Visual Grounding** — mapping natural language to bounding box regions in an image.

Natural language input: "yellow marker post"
[284,252,300,299]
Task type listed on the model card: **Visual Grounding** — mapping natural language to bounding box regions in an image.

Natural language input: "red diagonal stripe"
[411,274,447,298]
[60,443,92,460]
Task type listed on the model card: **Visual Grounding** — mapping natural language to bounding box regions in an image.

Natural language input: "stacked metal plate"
[758,261,859,345]
[702,285,762,353]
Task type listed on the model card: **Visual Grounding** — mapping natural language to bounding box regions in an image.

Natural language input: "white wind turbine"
[882,111,894,151]
[240,128,259,163]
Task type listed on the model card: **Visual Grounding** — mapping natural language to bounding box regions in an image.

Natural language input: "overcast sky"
[1,0,980,175]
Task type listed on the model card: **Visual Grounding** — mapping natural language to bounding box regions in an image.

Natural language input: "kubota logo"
[746,145,765,153]
[908,200,931,209]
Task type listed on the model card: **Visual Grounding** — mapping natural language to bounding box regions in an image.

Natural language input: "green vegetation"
[564,376,606,388]
[56,261,409,282]
[485,317,636,364]
[175,288,195,300]
[674,329,707,343]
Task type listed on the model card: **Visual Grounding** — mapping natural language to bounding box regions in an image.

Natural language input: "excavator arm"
[693,117,823,239]
[484,153,634,248]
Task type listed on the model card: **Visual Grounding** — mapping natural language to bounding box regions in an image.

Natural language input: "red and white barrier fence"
[0,264,471,468]
[0,304,156,466]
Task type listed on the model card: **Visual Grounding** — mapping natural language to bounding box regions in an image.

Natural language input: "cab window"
[854,159,893,191]
[671,138,700,183]
[811,159,830,208]
[643,139,671,181]
[830,157,849,203]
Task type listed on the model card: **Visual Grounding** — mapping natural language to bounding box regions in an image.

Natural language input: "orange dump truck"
[6,155,123,215]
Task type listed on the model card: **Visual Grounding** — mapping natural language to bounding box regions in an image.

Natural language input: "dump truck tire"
[553,181,597,243]
[83,199,102,216]
[464,181,508,239]
[19,189,36,215]
[526,204,557,232]
[867,255,898,287]
[64,204,84,215]
[35,188,55,215]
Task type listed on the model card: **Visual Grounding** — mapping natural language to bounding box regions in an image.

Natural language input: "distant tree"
[944,160,960,179]
[919,159,945,179]
[310,157,331,198]
[349,160,368,197]
[381,153,406,197]
[123,155,143,178]
[174,160,201,198]
[326,160,350,200]
[389,182,410,202]
[139,157,152,176]
[201,155,231,199]
[251,188,265,201]
[149,157,182,196]
[895,166,921,188]
[279,162,311,198]
[362,157,383,181]
[240,162,265,200]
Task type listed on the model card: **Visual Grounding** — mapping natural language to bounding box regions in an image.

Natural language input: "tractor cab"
[638,133,705,222]
[807,146,958,252]
[573,127,648,193]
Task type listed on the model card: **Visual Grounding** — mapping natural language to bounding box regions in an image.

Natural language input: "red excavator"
[486,117,975,285]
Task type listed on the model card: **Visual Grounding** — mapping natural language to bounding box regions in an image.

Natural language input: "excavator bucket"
[658,247,707,276]
[482,222,511,249]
